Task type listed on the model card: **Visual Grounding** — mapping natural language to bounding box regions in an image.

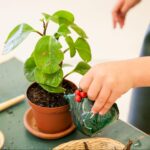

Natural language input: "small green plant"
[4,10,92,93]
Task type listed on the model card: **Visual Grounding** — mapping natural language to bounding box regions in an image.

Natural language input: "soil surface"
[27,80,77,107]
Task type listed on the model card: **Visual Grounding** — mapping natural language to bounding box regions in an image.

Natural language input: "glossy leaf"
[33,36,64,74]
[58,24,71,36]
[70,23,87,38]
[52,10,74,25]
[24,57,36,82]
[73,61,91,75]
[4,23,34,54]
[75,38,91,62]
[42,13,57,22]
[40,84,65,93]
[65,36,76,57]
[34,68,63,87]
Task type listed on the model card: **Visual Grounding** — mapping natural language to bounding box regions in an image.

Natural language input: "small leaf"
[65,36,76,57]
[70,23,88,38]
[33,36,64,74]
[58,24,71,36]
[73,61,91,75]
[24,57,36,82]
[40,84,65,93]
[4,23,34,54]
[34,68,63,87]
[52,10,74,25]
[54,32,61,40]
[75,38,92,62]
[42,13,57,22]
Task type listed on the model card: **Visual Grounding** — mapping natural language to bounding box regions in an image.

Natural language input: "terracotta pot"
[26,81,77,134]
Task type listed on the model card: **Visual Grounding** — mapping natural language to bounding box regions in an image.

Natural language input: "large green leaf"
[40,84,65,93]
[70,23,88,38]
[33,36,64,74]
[24,57,36,82]
[34,68,63,87]
[4,23,34,54]
[73,61,91,75]
[65,36,76,57]
[52,10,74,25]
[58,24,71,36]
[75,38,92,62]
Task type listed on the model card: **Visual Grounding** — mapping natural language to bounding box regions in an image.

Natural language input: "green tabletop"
[0,58,150,150]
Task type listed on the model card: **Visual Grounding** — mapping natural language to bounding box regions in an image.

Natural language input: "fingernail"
[99,111,104,115]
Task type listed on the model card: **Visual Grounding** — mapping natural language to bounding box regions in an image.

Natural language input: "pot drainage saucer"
[23,108,76,140]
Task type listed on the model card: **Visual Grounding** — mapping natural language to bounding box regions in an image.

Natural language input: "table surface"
[0,58,150,150]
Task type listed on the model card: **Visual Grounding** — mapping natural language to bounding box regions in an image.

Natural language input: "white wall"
[0,0,150,122]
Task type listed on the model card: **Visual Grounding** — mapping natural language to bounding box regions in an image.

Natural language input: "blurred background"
[0,0,150,122]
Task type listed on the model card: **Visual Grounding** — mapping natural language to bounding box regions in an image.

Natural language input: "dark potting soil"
[27,80,77,107]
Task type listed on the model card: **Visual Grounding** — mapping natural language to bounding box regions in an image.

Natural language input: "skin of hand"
[79,57,150,115]
[112,0,141,28]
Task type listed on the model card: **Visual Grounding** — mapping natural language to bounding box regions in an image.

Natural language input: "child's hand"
[112,0,141,28]
[79,60,135,115]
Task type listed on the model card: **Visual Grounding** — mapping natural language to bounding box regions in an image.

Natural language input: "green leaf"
[70,23,88,38]
[42,13,57,22]
[52,10,74,25]
[24,57,36,82]
[65,36,76,57]
[73,61,91,75]
[58,24,71,36]
[39,84,65,93]
[4,23,34,54]
[75,38,92,62]
[33,36,64,74]
[34,68,63,87]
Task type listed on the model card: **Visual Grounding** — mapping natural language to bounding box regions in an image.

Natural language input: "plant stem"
[63,71,74,79]
[63,48,69,53]
[43,20,49,35]
[34,31,43,36]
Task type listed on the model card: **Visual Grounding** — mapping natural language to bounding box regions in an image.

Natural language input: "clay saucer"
[23,108,76,140]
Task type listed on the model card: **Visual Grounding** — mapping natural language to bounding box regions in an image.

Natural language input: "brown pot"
[26,81,77,134]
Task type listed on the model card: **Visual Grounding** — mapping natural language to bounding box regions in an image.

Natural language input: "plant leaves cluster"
[4,10,92,93]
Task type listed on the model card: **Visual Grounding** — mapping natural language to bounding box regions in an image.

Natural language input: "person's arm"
[112,0,141,28]
[79,57,150,115]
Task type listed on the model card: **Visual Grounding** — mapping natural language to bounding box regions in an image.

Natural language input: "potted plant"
[4,10,92,135]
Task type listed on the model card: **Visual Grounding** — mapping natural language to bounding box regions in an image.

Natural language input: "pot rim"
[26,80,77,111]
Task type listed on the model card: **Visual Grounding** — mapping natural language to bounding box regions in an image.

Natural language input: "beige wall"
[0,0,149,121]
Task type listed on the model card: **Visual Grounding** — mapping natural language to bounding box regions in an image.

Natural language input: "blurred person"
[80,0,150,133]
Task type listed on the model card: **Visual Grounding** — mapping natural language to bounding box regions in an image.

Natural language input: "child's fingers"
[118,15,125,28]
[79,70,93,92]
[99,100,114,115]
[87,79,102,101]
[91,86,111,114]
[112,11,117,28]
[99,91,120,115]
